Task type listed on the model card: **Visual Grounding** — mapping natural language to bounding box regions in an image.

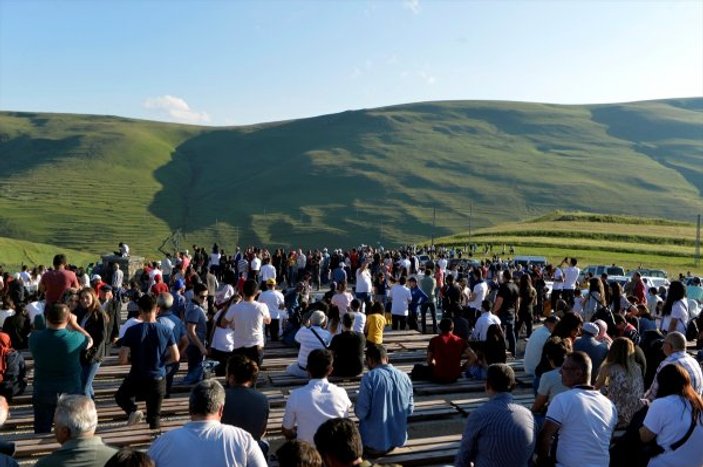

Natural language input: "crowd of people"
[0,244,702,466]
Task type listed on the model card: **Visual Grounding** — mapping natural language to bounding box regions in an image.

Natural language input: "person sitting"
[275,441,322,467]
[286,310,331,378]
[221,355,270,456]
[313,417,375,467]
[573,322,608,384]
[594,337,644,428]
[455,364,536,466]
[35,394,117,467]
[148,380,266,467]
[282,349,352,444]
[364,301,386,347]
[329,313,365,378]
[0,332,26,403]
[645,332,703,401]
[0,396,18,467]
[471,299,501,342]
[416,318,471,383]
[523,315,559,376]
[531,337,569,420]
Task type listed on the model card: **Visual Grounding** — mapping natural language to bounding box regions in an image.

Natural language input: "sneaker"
[127,410,144,426]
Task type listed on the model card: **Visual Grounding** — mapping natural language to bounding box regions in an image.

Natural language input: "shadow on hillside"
[148,110,444,246]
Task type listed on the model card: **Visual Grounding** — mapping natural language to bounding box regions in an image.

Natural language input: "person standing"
[355,344,414,457]
[182,283,209,385]
[39,254,80,308]
[223,279,271,367]
[115,295,179,429]
[77,288,109,399]
[259,279,286,342]
[156,292,189,396]
[389,277,412,330]
[492,270,520,357]
[455,364,536,467]
[29,304,92,433]
[561,258,580,308]
[537,351,617,467]
[418,268,437,334]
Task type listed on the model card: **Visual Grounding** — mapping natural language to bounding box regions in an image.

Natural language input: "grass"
[436,213,703,276]
[0,97,702,256]
[0,236,98,272]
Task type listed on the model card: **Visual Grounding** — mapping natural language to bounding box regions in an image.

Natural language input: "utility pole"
[431,207,436,246]
[468,202,473,245]
[696,214,701,267]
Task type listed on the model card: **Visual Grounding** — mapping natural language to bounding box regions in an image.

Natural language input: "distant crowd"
[0,243,702,466]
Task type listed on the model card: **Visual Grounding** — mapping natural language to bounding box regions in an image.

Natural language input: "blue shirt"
[454,393,537,467]
[121,322,176,379]
[409,286,428,313]
[355,364,414,452]
[185,302,208,343]
[157,311,187,344]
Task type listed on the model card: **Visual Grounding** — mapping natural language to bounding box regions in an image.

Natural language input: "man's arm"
[536,420,560,466]
[187,323,207,355]
[355,377,371,420]
[492,296,503,314]
[68,314,94,349]
[118,346,130,365]
[165,344,180,365]
[281,400,297,440]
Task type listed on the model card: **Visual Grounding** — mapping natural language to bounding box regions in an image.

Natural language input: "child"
[365,301,387,346]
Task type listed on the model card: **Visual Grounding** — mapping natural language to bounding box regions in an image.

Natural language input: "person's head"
[307,349,334,379]
[226,354,259,387]
[663,331,686,356]
[552,312,583,341]
[582,322,600,338]
[369,301,384,315]
[61,289,79,310]
[349,299,360,312]
[606,337,635,370]
[481,299,491,312]
[53,394,98,444]
[407,277,417,288]
[156,292,174,313]
[485,363,516,393]
[502,270,512,283]
[242,279,258,298]
[46,304,71,328]
[542,337,569,368]
[53,254,67,269]
[309,310,327,328]
[560,351,592,387]
[570,257,578,267]
[266,278,276,290]
[105,448,155,467]
[398,276,407,286]
[342,312,354,331]
[438,317,454,334]
[365,343,388,369]
[98,284,113,302]
[544,315,560,332]
[192,283,208,304]
[313,418,363,467]
[79,287,99,312]
[276,440,322,467]
[137,294,156,315]
[189,379,225,420]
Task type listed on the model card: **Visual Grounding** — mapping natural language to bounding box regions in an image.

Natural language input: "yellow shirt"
[366,314,386,344]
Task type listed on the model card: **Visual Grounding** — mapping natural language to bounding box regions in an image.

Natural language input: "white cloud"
[143,95,211,124]
[418,71,436,85]
[403,0,420,14]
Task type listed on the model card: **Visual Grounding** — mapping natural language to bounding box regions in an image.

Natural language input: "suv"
[579,265,626,283]
[513,256,547,269]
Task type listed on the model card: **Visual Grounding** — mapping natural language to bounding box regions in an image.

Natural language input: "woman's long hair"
[661,281,686,317]
[603,337,637,376]
[589,278,606,305]
[656,363,703,423]
[79,287,109,323]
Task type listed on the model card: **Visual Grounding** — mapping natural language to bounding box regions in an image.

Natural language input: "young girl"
[364,301,387,346]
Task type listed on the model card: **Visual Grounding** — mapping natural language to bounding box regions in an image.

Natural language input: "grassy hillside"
[0,236,97,272]
[436,212,703,275]
[0,97,702,257]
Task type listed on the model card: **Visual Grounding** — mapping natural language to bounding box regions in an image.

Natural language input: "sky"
[1,0,702,126]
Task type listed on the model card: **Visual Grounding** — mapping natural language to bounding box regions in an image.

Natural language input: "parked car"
[579,265,626,283]
[513,256,547,269]
[626,269,668,279]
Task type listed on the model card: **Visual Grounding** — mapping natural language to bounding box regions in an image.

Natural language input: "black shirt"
[329,331,365,377]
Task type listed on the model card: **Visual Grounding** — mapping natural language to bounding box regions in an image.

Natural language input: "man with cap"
[455,364,536,467]
[259,278,285,342]
[573,322,608,384]
[287,307,331,378]
[90,275,106,296]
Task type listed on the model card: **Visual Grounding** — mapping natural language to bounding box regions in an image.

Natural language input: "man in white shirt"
[390,277,412,330]
[249,254,262,283]
[287,309,330,378]
[437,256,448,273]
[282,349,352,444]
[471,303,502,341]
[561,258,581,309]
[259,278,285,342]
[223,279,271,367]
[537,352,617,467]
[467,269,489,320]
[161,254,174,284]
[148,380,266,467]
[259,258,277,286]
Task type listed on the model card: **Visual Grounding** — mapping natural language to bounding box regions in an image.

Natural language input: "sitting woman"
[595,337,644,428]
[531,337,569,421]
[640,364,703,467]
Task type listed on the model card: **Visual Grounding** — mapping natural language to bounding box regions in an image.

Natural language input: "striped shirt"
[454,392,536,467]
[645,351,703,401]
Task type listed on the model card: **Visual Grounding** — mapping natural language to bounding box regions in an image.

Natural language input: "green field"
[0,236,98,272]
[436,212,703,276]
[0,97,702,257]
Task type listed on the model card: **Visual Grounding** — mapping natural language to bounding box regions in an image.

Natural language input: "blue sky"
[1,0,701,125]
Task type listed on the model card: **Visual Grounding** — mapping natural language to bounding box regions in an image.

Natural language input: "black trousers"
[268,319,280,341]
[420,302,437,334]
[391,315,407,330]
[115,376,166,429]
[209,348,232,377]
[233,346,264,369]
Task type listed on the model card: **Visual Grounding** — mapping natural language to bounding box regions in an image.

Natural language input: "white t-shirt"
[468,281,488,309]
[294,326,331,368]
[161,257,173,276]
[355,269,373,294]
[545,388,617,467]
[661,300,688,334]
[471,311,501,341]
[250,257,261,272]
[258,289,285,320]
[523,325,551,375]
[643,395,703,467]
[26,301,45,326]
[260,264,276,282]
[552,268,564,291]
[210,310,235,352]
[351,311,366,334]
[563,266,580,290]
[225,300,270,348]
[0,309,15,328]
[210,252,221,267]
[331,292,354,313]
[282,378,352,444]
[390,284,412,316]
[438,258,448,272]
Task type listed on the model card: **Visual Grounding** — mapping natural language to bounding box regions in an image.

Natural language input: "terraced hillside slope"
[437,212,702,274]
[0,97,702,256]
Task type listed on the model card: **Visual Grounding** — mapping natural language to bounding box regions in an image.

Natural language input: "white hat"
[90,274,102,282]
[583,322,599,336]
[309,310,327,327]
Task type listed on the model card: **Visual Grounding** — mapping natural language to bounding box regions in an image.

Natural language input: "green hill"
[0,236,97,272]
[1,97,702,257]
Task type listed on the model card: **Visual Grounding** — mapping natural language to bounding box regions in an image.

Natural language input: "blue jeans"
[81,361,101,399]
[182,345,204,384]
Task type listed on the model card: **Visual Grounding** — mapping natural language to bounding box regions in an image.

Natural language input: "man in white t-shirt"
[249,254,262,283]
[537,351,617,467]
[561,258,581,309]
[471,304,501,341]
[390,277,413,331]
[258,278,285,342]
[467,269,489,319]
[437,256,448,273]
[259,258,277,286]
[223,279,271,367]
[282,349,352,444]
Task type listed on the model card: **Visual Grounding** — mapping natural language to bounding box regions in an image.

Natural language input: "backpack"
[686,317,700,342]
[1,350,27,401]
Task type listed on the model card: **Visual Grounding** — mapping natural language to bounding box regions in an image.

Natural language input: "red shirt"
[40,269,80,306]
[151,282,169,296]
[428,332,468,383]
